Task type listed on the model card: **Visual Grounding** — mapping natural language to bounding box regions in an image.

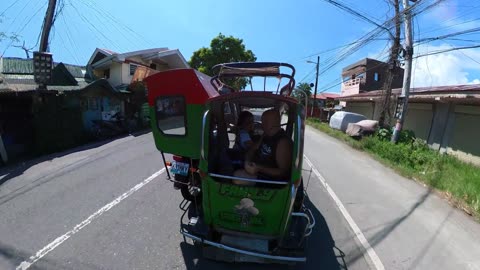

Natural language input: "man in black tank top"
[233,109,292,183]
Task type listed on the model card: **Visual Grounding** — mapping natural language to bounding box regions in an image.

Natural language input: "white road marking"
[16,168,166,270]
[304,155,385,270]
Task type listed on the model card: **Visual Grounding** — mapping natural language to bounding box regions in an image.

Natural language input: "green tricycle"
[144,62,315,264]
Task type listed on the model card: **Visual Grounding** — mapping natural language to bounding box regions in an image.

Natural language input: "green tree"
[293,82,312,106]
[189,33,256,90]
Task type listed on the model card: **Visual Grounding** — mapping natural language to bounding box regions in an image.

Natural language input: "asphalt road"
[0,128,479,270]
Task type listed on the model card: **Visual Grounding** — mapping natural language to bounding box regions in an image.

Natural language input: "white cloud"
[411,43,480,87]
[426,0,480,31]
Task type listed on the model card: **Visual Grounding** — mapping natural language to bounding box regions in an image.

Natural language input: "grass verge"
[307,118,480,220]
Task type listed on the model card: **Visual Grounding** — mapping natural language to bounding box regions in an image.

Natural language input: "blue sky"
[1,0,479,93]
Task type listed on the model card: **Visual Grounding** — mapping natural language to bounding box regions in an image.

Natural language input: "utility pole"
[392,0,414,142]
[39,0,57,52]
[378,0,400,128]
[309,56,320,117]
[35,0,57,90]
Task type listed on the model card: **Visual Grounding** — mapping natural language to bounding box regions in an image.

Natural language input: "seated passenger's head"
[261,109,281,136]
[237,111,254,131]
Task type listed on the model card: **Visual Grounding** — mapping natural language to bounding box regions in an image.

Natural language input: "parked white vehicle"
[329,111,367,132]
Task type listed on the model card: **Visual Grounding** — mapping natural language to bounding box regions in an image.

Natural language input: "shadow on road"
[346,188,433,267]
[0,130,151,187]
[0,241,103,270]
[179,195,346,269]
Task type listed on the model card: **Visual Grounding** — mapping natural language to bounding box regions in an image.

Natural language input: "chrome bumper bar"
[292,208,316,237]
[180,206,316,263]
[180,229,307,262]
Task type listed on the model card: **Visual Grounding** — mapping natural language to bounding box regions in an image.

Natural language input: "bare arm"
[245,135,263,162]
[256,138,292,179]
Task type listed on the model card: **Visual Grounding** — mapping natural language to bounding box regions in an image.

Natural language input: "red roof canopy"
[144,69,219,106]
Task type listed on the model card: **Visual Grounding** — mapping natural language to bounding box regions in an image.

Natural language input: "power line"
[320,0,393,38]
[316,44,392,93]
[58,8,82,64]
[55,30,81,64]
[68,1,123,52]
[76,0,146,50]
[442,38,480,43]
[456,47,480,65]
[420,17,480,36]
[297,38,396,61]
[414,44,480,58]
[3,0,30,34]
[0,0,22,18]
[297,66,317,84]
[411,0,449,17]
[415,27,480,45]
[1,1,45,56]
[5,1,47,56]
[78,0,155,47]
[16,1,47,35]
[316,0,448,80]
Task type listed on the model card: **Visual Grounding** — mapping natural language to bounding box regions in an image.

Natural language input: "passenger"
[228,111,254,170]
[233,111,254,152]
[233,109,292,184]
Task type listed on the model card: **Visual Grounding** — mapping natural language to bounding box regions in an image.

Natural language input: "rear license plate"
[171,161,189,176]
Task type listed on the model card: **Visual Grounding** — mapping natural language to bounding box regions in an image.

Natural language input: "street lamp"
[307,56,319,117]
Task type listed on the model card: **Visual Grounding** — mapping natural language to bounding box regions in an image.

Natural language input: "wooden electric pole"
[378,0,401,128]
[35,0,57,90]
[392,0,414,142]
[39,0,57,53]
[309,56,320,117]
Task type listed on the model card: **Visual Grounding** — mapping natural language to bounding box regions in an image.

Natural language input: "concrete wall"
[345,102,374,119]
[121,63,132,85]
[344,100,480,166]
[427,103,453,151]
[108,62,123,86]
[403,103,434,140]
[447,105,480,166]
[372,99,396,126]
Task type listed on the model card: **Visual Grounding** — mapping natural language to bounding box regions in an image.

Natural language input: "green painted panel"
[150,104,204,158]
[204,178,290,236]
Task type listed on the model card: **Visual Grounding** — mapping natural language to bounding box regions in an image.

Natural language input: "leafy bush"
[376,128,392,141]
[375,127,415,144]
[398,129,416,144]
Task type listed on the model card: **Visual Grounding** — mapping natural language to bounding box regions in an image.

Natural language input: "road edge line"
[304,155,385,270]
[15,168,166,270]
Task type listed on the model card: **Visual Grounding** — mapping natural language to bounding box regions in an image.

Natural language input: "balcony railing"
[342,77,365,87]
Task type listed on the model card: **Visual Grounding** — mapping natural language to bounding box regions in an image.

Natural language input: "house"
[86,47,190,125]
[307,92,340,119]
[314,93,340,107]
[87,48,189,88]
[341,58,404,97]
[0,57,89,160]
[0,47,190,162]
[337,84,480,166]
[0,57,129,160]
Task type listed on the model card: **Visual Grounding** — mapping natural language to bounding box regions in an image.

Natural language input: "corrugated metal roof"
[2,58,33,74]
[63,64,86,78]
[0,79,123,95]
[1,57,86,78]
